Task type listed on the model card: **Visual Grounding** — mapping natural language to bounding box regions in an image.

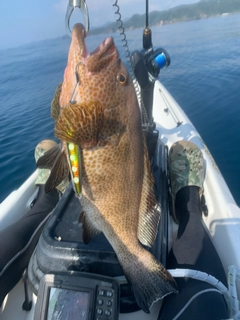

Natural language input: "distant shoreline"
[124,12,237,29]
[89,0,240,36]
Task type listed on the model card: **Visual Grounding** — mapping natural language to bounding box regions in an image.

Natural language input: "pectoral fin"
[100,106,126,146]
[54,101,104,149]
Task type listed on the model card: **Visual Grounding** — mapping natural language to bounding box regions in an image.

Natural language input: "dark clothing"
[159,187,229,319]
[0,186,59,307]
[0,185,230,318]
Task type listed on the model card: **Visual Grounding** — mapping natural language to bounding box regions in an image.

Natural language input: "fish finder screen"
[47,287,89,320]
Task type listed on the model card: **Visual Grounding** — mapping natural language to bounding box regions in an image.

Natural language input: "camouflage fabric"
[35,140,69,193]
[168,140,204,200]
[55,176,69,194]
[35,140,58,185]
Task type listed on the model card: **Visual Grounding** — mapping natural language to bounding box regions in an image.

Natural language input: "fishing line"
[112,1,132,73]
[112,0,143,113]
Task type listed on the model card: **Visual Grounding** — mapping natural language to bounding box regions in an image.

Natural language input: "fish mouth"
[89,37,115,59]
[72,23,116,66]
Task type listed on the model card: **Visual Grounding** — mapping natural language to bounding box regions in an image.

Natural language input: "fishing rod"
[131,0,171,157]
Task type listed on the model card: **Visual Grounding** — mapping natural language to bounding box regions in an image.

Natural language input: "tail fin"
[124,249,178,313]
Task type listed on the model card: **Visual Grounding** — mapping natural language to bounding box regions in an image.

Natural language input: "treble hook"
[65,0,90,37]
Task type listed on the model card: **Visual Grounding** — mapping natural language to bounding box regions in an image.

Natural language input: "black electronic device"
[34,272,120,320]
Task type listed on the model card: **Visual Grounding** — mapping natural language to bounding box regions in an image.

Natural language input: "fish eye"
[117,73,127,85]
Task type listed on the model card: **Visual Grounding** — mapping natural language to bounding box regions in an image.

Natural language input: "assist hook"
[65,0,90,36]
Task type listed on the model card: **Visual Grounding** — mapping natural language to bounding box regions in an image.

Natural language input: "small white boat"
[0,77,240,320]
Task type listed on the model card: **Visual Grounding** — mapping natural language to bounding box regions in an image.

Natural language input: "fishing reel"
[145,48,171,77]
[132,46,170,87]
[131,27,171,158]
[142,27,171,78]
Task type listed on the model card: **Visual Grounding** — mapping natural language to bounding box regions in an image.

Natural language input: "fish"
[38,23,178,313]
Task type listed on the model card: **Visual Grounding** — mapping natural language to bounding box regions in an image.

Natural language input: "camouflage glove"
[35,140,57,185]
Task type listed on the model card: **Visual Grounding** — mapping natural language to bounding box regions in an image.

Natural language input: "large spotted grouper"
[38,23,178,313]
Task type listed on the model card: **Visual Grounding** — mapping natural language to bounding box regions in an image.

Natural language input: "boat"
[0,1,240,319]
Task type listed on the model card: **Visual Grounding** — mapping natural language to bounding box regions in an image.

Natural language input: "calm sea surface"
[0,13,239,205]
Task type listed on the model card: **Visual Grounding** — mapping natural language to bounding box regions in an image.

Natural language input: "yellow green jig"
[67,142,82,198]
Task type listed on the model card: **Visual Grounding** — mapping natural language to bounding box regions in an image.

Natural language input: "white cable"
[168,268,240,318]
[172,288,222,320]
[168,269,231,305]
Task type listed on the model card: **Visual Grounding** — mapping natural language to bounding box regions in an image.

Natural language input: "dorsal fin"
[138,140,161,247]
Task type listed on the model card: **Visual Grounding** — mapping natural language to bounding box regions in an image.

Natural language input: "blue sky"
[0,0,197,50]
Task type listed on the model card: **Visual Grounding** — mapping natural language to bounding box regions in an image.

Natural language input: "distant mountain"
[89,0,240,35]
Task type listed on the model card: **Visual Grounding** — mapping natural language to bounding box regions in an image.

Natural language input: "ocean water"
[0,13,239,205]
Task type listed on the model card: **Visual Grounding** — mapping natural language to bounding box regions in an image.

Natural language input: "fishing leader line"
[112,0,144,118]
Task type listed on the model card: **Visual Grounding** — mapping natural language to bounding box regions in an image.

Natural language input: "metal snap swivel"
[65,0,90,37]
